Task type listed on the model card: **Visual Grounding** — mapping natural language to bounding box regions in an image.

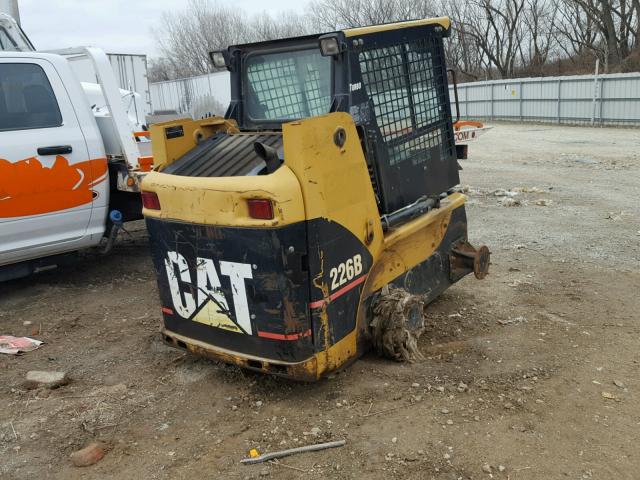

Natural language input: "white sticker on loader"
[164,251,253,334]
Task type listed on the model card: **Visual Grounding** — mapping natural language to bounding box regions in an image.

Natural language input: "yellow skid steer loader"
[141,16,490,381]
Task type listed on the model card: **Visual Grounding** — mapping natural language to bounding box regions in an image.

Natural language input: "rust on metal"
[449,239,491,282]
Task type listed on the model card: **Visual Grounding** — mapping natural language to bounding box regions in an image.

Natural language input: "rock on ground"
[70,442,105,467]
[24,371,68,389]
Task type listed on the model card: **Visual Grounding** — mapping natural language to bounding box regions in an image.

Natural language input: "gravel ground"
[1,122,639,480]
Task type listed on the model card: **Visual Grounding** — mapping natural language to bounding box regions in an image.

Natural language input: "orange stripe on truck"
[0,156,108,218]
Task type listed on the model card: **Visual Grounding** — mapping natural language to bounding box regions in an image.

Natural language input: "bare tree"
[151,0,638,83]
[248,11,310,41]
[307,0,441,30]
[519,0,559,73]
[456,0,526,78]
[148,58,175,83]
[562,0,639,69]
[556,0,600,60]
[308,0,408,29]
[442,0,485,80]
[154,0,311,78]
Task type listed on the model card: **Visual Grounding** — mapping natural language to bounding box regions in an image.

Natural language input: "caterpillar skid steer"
[141,16,490,381]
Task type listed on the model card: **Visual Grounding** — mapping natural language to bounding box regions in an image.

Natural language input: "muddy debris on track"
[370,286,426,362]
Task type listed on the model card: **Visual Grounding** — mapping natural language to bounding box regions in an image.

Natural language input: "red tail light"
[247,199,273,220]
[141,191,161,210]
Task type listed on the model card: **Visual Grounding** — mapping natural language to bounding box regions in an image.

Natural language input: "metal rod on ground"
[240,440,346,465]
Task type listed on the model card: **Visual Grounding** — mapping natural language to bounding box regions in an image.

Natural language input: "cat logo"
[164,251,253,334]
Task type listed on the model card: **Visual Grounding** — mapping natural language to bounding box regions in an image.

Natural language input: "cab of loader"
[162,17,458,215]
[143,17,488,381]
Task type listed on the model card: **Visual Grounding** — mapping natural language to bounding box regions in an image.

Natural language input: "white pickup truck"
[0,13,151,281]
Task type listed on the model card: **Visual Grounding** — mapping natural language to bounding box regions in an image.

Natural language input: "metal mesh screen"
[246,49,331,121]
[358,36,454,167]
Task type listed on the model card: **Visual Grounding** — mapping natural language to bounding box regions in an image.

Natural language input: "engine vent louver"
[163,133,282,177]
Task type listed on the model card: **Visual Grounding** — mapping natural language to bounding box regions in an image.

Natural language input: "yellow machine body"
[142,17,488,380]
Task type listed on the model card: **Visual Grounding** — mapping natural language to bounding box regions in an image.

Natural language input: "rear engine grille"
[163,132,282,178]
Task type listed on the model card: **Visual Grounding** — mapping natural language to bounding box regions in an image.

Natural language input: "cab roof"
[342,16,450,37]
[227,16,451,51]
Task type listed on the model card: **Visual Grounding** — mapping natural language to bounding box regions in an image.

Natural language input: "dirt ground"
[1,122,639,480]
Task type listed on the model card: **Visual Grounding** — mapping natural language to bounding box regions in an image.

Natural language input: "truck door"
[0,58,101,264]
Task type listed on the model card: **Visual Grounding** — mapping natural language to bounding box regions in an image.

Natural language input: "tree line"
[149,0,640,82]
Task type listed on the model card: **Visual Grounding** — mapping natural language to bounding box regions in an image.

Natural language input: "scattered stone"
[25,371,68,389]
[23,321,32,326]
[259,467,270,476]
[605,211,625,221]
[513,186,542,193]
[499,197,521,207]
[498,316,528,325]
[535,199,552,206]
[504,402,514,409]
[482,463,492,473]
[613,380,625,389]
[70,442,105,467]
[435,386,445,393]
[499,465,506,472]
[444,453,451,459]
[457,382,468,393]
[474,416,480,421]
[441,408,450,414]
[492,189,519,197]
[446,419,454,425]
[310,427,321,436]
[391,437,398,444]
[231,405,238,411]
[601,392,616,400]
[411,382,420,388]
[255,401,263,407]
[418,449,425,455]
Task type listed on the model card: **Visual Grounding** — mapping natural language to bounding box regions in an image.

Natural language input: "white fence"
[150,71,640,127]
[449,72,640,126]
[150,71,231,119]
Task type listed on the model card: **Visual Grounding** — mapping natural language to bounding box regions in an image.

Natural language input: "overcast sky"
[16,0,306,57]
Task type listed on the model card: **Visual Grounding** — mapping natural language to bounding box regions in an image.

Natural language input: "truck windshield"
[245,48,331,122]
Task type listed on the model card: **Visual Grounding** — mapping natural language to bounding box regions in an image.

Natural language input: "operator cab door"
[0,58,95,265]
[350,26,459,213]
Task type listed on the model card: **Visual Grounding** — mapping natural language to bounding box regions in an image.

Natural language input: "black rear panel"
[146,217,313,362]
[163,133,282,178]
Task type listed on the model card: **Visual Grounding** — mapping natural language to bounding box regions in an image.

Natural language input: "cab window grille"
[246,49,332,121]
[358,37,455,167]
